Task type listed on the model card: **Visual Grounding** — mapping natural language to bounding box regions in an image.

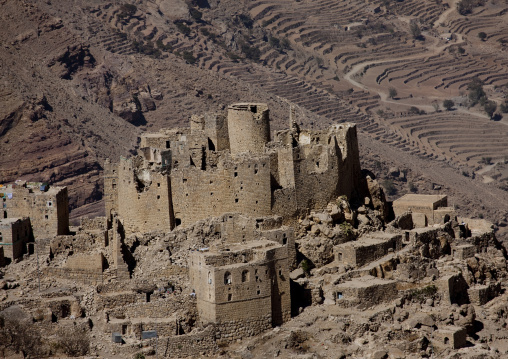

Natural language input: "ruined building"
[0,181,69,239]
[104,103,363,234]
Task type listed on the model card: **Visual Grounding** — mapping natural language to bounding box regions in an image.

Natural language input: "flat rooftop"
[0,217,28,226]
[335,232,399,248]
[336,275,396,289]
[393,194,447,206]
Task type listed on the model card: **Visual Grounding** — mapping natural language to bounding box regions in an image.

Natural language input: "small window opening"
[45,215,48,220]
[228,293,232,301]
[183,178,187,183]
[242,270,250,282]
[337,292,343,299]
[257,290,260,295]
[235,198,239,203]
[157,195,161,199]
[283,238,287,245]
[224,272,232,284]
[234,172,238,177]
[175,218,182,226]
[166,140,170,149]
[157,183,161,187]
[444,337,449,344]
[338,253,343,261]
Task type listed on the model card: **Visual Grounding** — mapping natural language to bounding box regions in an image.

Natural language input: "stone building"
[188,239,291,343]
[0,217,32,262]
[105,103,364,234]
[432,326,467,350]
[393,194,454,227]
[334,276,398,308]
[0,181,69,238]
[334,232,402,268]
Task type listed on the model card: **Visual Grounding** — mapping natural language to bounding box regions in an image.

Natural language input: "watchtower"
[227,103,270,156]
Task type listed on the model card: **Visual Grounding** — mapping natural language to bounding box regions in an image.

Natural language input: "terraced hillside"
[2,0,508,230]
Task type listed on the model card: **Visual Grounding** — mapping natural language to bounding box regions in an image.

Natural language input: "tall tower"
[227,103,270,156]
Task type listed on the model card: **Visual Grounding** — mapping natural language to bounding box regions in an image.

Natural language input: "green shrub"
[237,14,254,29]
[190,8,203,21]
[118,4,137,19]
[443,99,454,111]
[382,179,397,196]
[240,42,260,61]
[467,77,486,106]
[388,87,397,99]
[175,22,191,36]
[182,50,197,64]
[301,259,311,274]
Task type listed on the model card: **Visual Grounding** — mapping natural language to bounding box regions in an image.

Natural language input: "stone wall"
[105,105,366,232]
[146,325,219,358]
[335,233,402,268]
[65,252,104,272]
[468,283,501,305]
[1,184,69,238]
[171,155,272,228]
[116,157,174,234]
[0,217,31,260]
[215,315,271,344]
[107,295,196,320]
[335,276,398,308]
[80,216,107,231]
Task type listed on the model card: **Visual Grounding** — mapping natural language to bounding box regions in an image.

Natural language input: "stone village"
[1,103,507,358]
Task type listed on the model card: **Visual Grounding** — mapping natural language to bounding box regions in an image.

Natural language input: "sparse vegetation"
[408,106,425,115]
[182,50,197,64]
[382,179,397,196]
[132,40,161,58]
[175,21,191,36]
[443,99,454,111]
[484,100,497,119]
[480,156,492,165]
[237,14,254,29]
[57,326,90,357]
[239,41,261,61]
[410,21,422,40]
[118,4,137,20]
[0,316,43,357]
[478,32,487,41]
[388,87,397,99]
[457,0,485,15]
[432,101,440,112]
[300,259,311,274]
[467,78,486,106]
[189,8,203,21]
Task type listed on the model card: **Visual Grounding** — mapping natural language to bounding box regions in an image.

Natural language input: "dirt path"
[342,32,491,119]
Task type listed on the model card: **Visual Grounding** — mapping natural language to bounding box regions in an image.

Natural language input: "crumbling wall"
[0,218,31,260]
[2,185,69,238]
[171,156,271,227]
[116,157,174,234]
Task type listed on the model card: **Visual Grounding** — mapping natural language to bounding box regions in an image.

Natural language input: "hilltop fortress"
[104,103,366,235]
